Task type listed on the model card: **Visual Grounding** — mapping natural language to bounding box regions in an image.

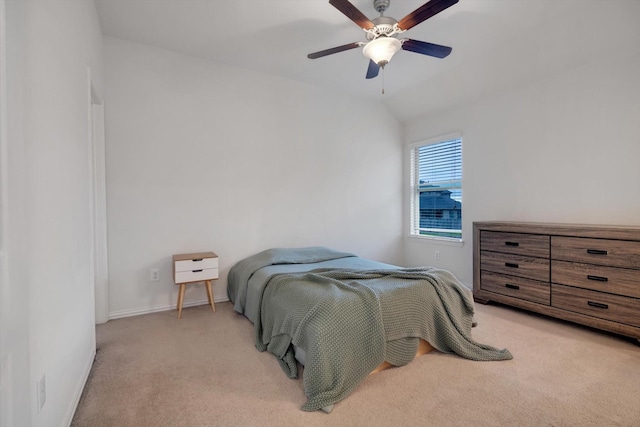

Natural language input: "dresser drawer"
[552,260,640,299]
[175,268,219,283]
[481,231,549,258]
[480,250,549,281]
[551,237,640,269]
[480,271,550,305]
[552,284,640,328]
[175,256,218,272]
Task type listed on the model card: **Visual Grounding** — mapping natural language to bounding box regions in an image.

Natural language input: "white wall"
[1,0,104,426]
[403,35,640,285]
[104,37,403,318]
[1,0,30,425]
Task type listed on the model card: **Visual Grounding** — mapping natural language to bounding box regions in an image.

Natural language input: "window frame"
[408,132,463,244]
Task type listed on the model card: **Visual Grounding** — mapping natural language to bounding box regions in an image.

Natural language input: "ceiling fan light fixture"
[362,36,401,67]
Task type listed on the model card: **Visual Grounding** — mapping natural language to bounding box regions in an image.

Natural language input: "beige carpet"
[71,301,640,427]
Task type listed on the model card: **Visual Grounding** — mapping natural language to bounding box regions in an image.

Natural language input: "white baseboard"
[63,344,95,427]
[108,296,230,320]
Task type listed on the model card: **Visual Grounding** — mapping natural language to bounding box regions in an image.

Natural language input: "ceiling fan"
[308,0,458,79]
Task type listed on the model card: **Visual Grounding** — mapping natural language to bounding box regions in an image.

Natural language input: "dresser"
[173,251,219,319]
[473,222,640,340]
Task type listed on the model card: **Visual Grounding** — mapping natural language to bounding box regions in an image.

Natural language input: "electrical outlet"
[38,375,46,411]
[150,268,160,282]
[434,250,440,260]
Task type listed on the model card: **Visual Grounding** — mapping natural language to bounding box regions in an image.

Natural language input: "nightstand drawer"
[552,284,640,327]
[551,237,640,269]
[480,250,549,281]
[481,231,549,258]
[175,268,219,284]
[175,256,218,273]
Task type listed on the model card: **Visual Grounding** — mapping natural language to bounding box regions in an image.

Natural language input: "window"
[409,134,462,241]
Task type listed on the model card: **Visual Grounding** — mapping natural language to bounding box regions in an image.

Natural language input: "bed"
[227,247,512,412]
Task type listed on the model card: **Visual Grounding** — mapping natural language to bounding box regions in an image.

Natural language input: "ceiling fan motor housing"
[367,16,399,40]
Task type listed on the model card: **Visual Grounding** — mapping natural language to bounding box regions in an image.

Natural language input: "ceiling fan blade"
[401,39,452,58]
[397,0,459,31]
[307,42,362,59]
[329,0,375,30]
[366,60,380,79]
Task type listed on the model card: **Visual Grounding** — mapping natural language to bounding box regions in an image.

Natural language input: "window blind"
[417,138,462,196]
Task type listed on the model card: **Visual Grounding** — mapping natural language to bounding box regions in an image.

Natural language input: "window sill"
[407,235,465,247]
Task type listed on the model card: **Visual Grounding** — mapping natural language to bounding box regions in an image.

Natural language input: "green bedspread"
[254,267,513,412]
[227,247,355,315]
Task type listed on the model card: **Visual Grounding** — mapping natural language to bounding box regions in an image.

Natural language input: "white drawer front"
[175,257,218,273]
[175,268,219,283]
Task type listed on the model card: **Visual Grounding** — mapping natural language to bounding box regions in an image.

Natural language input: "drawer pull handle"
[505,284,520,290]
[192,269,203,273]
[587,301,608,309]
[505,263,519,268]
[192,258,203,262]
[505,241,519,247]
[587,249,608,255]
[587,275,608,282]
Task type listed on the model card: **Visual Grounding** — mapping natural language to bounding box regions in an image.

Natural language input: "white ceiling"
[94,0,640,122]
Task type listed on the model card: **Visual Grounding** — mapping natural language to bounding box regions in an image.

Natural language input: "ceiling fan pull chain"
[381,67,385,95]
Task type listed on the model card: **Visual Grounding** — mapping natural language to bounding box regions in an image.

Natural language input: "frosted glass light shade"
[363,37,401,66]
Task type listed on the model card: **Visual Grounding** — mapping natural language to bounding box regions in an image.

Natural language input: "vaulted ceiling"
[95,0,640,122]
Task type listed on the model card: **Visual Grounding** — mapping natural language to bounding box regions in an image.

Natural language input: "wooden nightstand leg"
[177,283,186,319]
[205,280,215,313]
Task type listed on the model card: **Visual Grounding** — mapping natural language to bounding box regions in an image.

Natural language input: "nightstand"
[172,251,219,319]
